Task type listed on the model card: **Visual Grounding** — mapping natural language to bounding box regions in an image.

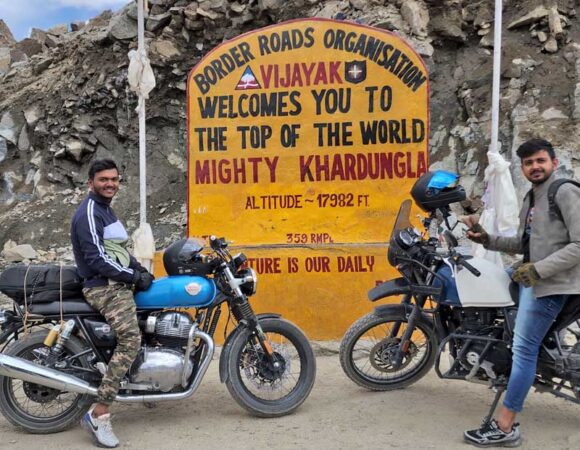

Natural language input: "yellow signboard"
[186,19,428,339]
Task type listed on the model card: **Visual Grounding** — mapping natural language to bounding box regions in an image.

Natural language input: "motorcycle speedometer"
[395,229,415,249]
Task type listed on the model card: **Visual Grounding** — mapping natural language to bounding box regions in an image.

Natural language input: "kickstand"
[482,386,505,426]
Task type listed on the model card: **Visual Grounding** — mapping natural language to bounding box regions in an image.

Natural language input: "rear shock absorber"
[43,323,63,347]
[49,319,76,358]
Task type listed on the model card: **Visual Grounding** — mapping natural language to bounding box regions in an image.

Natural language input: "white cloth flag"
[472,151,519,266]
[128,48,156,105]
[132,223,156,272]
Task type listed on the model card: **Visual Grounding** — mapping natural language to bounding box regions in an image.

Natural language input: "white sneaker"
[81,410,120,448]
[464,419,521,447]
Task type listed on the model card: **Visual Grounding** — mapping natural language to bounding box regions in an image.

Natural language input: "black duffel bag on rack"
[0,264,83,304]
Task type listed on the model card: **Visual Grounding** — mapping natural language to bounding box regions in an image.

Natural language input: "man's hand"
[133,270,154,292]
[512,263,541,287]
[465,223,490,246]
[459,214,480,229]
[459,214,489,245]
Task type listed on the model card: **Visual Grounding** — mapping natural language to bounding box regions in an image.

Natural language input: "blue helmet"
[411,170,466,212]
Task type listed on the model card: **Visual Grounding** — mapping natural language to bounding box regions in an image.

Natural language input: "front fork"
[235,300,279,366]
[389,294,412,338]
[391,304,423,368]
[387,294,426,370]
[222,263,279,365]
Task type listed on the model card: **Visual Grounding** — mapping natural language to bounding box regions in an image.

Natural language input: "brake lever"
[396,255,447,283]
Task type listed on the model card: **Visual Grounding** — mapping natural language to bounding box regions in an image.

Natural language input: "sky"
[0,0,129,41]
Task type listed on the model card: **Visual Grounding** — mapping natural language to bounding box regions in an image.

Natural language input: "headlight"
[232,252,248,268]
[238,267,257,295]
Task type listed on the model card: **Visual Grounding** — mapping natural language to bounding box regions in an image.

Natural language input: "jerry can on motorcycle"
[134,275,217,309]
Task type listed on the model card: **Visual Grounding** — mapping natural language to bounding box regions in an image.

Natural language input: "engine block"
[130,347,193,392]
[146,311,194,347]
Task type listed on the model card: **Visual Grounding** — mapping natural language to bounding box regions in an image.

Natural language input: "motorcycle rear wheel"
[0,330,92,434]
[340,311,437,391]
[224,317,316,417]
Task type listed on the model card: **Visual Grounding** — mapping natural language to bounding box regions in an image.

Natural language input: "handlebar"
[453,254,481,277]
[460,259,481,277]
[437,231,481,277]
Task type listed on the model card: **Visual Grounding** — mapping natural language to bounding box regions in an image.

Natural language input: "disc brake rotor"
[20,346,67,403]
[22,382,61,403]
[242,344,290,391]
[369,337,418,372]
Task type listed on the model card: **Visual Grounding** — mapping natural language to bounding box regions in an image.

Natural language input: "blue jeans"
[503,287,568,412]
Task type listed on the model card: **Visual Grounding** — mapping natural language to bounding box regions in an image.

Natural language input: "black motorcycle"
[340,199,580,419]
[0,236,316,433]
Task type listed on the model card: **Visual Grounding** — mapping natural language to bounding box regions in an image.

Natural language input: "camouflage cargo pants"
[83,283,141,405]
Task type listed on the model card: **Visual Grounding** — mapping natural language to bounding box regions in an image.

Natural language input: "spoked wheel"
[224,318,316,417]
[340,311,437,391]
[0,330,93,434]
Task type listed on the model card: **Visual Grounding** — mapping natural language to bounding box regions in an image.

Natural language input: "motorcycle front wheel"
[340,311,437,391]
[224,317,316,417]
[0,330,92,434]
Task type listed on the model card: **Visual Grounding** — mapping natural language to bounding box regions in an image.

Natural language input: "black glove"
[136,264,155,279]
[133,270,154,292]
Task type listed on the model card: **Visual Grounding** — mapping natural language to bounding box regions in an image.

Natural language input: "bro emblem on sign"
[345,61,366,84]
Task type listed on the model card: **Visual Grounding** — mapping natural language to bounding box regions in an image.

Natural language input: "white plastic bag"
[132,222,156,272]
[471,151,519,267]
[485,152,519,235]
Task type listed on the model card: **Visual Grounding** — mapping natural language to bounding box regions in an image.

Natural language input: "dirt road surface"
[0,354,578,450]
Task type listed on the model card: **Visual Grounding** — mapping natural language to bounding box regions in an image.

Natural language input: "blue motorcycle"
[0,236,316,433]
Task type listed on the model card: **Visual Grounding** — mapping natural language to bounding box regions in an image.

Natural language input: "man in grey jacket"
[462,138,580,447]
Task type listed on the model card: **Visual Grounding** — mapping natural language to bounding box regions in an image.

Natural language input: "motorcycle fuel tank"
[134,275,217,309]
[454,257,515,308]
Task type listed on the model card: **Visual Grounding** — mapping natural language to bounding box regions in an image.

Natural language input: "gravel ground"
[0,353,578,450]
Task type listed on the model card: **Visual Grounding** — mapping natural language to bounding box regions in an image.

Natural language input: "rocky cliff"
[0,0,579,265]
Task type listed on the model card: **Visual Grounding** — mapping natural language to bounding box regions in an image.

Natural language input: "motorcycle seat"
[26,298,98,315]
[551,294,580,332]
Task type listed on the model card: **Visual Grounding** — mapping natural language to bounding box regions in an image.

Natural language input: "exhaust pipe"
[0,329,214,403]
[0,354,98,396]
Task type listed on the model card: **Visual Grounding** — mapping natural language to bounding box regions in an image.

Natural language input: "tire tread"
[339,311,436,391]
[0,330,92,434]
[224,318,316,417]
